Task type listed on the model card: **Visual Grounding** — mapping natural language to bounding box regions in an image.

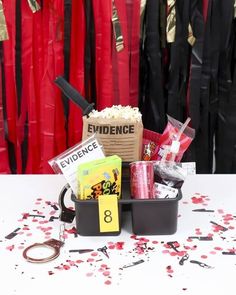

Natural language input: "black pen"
[192,209,214,212]
[188,236,213,241]
[69,249,94,254]
[222,251,236,255]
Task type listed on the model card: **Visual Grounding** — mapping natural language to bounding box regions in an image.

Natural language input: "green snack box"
[77,155,122,200]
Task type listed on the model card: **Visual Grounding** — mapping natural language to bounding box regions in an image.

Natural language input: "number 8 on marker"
[104,210,112,223]
[98,195,119,232]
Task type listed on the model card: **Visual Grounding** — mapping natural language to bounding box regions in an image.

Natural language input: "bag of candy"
[142,129,161,161]
[156,115,195,162]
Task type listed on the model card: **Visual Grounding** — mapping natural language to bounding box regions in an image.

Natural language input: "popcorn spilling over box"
[77,155,122,200]
[82,105,143,162]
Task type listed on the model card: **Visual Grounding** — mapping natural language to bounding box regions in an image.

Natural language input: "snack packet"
[142,129,161,161]
[77,155,122,200]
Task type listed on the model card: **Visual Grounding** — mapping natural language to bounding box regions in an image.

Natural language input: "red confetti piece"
[22,213,30,219]
[6,245,15,251]
[66,227,77,234]
[214,246,223,251]
[102,271,110,276]
[191,197,204,204]
[115,242,124,250]
[166,265,174,273]
[86,272,93,277]
[39,221,48,224]
[108,244,115,249]
[100,264,108,268]
[201,255,208,259]
[139,237,149,243]
[152,240,158,244]
[177,251,187,257]
[223,213,233,220]
[227,248,236,253]
[195,228,202,235]
[210,251,217,255]
[66,260,77,266]
[162,250,170,254]
[212,225,225,232]
[104,280,111,285]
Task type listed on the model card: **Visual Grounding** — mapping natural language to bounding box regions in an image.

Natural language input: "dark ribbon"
[140,0,166,133]
[27,0,41,13]
[84,0,96,104]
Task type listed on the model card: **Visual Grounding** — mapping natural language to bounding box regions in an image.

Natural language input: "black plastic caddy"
[59,181,182,236]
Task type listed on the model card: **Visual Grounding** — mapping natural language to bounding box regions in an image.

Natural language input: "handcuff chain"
[59,223,66,244]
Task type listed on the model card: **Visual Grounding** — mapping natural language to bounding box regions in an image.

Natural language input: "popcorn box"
[77,155,122,200]
[82,116,143,162]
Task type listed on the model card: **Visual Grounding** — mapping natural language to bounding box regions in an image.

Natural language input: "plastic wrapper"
[156,115,195,162]
[48,134,105,196]
[153,161,187,199]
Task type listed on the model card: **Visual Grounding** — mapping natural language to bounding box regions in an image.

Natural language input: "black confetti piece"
[122,259,145,268]
[5,227,21,239]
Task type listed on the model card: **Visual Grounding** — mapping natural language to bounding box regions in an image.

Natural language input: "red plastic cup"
[130,161,154,199]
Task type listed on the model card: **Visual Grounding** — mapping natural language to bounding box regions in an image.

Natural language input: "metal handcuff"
[23,184,75,263]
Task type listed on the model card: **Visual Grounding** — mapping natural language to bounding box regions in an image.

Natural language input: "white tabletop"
[1,174,236,295]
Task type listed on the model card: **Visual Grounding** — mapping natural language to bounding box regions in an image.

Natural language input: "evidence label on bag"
[56,137,105,196]
[98,195,119,232]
